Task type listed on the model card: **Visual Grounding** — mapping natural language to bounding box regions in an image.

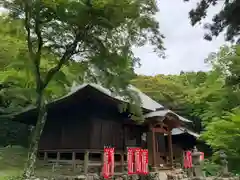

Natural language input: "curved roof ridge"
[143,109,192,123]
[69,83,164,111]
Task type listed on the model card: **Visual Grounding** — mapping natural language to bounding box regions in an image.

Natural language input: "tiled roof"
[68,83,164,111]
[144,109,191,123]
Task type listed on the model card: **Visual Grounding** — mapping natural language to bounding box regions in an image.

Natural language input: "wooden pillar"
[123,125,127,151]
[167,128,173,168]
[120,152,125,172]
[44,151,48,162]
[72,152,76,171]
[84,151,89,174]
[182,151,185,169]
[152,127,157,171]
[56,152,60,166]
[101,151,104,173]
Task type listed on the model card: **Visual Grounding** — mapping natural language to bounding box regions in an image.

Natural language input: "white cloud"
[134,0,226,75]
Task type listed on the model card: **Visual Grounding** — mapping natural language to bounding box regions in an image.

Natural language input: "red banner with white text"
[127,148,149,175]
[102,147,115,179]
[102,147,148,179]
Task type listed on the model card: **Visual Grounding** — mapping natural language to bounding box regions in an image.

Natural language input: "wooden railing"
[38,149,126,174]
[38,149,174,174]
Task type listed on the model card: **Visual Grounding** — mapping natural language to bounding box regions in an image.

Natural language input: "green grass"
[0,146,85,179]
[0,146,26,180]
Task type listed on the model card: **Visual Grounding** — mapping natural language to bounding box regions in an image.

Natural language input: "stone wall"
[8,170,240,180]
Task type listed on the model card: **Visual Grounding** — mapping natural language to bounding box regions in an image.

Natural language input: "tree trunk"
[23,91,47,179]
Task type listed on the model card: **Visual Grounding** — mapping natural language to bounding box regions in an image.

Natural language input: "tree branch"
[42,35,80,89]
[24,1,34,59]
[24,0,43,91]
[34,0,43,75]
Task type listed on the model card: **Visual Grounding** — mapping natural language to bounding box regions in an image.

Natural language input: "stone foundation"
[10,169,240,180]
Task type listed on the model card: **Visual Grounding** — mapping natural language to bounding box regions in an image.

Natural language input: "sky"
[134,0,225,75]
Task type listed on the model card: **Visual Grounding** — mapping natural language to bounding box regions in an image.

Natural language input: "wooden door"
[155,132,166,165]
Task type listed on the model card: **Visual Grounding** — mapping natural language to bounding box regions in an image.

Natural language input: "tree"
[185,0,240,42]
[0,17,77,148]
[1,0,164,178]
[201,107,240,172]
[206,45,240,89]
[131,72,210,132]
[0,17,74,115]
[196,45,240,173]
[131,75,190,113]
[203,45,240,117]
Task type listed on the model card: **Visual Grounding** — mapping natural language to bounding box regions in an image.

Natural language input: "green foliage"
[201,108,240,155]
[131,72,210,131]
[0,17,75,147]
[132,45,240,173]
[0,17,87,150]
[0,119,29,147]
[131,75,190,113]
[1,0,165,117]
[185,0,240,43]
[0,17,72,110]
[1,0,164,88]
[202,159,220,177]
[1,176,23,180]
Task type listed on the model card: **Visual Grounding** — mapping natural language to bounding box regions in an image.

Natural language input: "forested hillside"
[132,45,240,172]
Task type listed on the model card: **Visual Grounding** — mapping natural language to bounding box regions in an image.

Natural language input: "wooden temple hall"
[13,83,192,173]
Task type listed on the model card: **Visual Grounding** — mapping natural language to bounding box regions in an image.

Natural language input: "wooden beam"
[167,128,173,168]
[154,128,167,134]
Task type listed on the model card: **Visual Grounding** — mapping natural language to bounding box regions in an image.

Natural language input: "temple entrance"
[155,132,167,166]
[150,122,173,169]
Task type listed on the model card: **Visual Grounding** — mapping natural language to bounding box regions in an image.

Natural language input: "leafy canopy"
[1,0,165,117]
[0,17,79,115]
[1,0,164,89]
[185,0,240,42]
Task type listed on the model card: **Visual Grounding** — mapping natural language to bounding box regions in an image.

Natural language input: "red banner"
[141,149,148,175]
[184,151,192,168]
[127,148,134,174]
[102,147,115,179]
[110,148,114,176]
[135,148,142,174]
[200,152,204,161]
[127,148,149,175]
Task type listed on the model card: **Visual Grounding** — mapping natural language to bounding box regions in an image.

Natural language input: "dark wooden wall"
[170,134,197,150]
[39,112,91,150]
[89,118,123,150]
[38,91,143,151]
[39,114,143,151]
[39,117,62,150]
